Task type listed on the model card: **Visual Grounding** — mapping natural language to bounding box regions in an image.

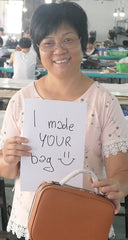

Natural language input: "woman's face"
[38,23,83,76]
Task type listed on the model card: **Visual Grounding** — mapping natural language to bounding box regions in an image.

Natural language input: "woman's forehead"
[45,23,78,38]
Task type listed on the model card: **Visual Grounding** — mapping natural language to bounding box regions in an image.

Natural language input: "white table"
[0,110,5,128]
[0,79,128,104]
[0,78,34,99]
[0,78,34,90]
[102,83,128,104]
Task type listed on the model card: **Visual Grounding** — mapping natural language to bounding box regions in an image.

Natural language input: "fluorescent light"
[119,8,125,18]
[45,0,52,3]
[23,6,28,12]
[113,9,118,17]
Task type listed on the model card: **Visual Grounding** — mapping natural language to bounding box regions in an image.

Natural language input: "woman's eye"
[44,42,54,46]
[64,38,73,43]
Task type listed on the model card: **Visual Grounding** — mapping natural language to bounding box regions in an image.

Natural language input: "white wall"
[0,2,6,29]
[1,0,128,43]
[75,0,128,42]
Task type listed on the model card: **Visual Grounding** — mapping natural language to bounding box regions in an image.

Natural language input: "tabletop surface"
[0,66,13,73]
[0,78,34,89]
[1,67,128,79]
[0,110,5,128]
[101,83,128,96]
[98,56,123,60]
[0,78,128,98]
[82,70,128,79]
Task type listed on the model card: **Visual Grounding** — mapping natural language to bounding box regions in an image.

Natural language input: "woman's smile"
[53,57,71,65]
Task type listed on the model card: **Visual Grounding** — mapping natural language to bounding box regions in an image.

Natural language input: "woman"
[0,2,128,240]
[85,37,98,57]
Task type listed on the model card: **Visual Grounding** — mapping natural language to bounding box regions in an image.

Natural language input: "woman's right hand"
[3,136,32,167]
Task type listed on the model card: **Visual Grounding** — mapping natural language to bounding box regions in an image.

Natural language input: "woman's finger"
[110,200,121,214]
[6,143,32,152]
[5,149,31,157]
[5,136,29,144]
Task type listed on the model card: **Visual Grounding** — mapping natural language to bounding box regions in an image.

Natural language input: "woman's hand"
[91,178,123,214]
[3,136,32,167]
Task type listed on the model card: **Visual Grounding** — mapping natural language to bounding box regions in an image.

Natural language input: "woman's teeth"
[54,59,69,64]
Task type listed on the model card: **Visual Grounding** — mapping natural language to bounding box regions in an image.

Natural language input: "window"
[6,1,23,34]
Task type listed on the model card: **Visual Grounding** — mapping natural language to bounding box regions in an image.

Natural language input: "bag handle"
[59,169,99,194]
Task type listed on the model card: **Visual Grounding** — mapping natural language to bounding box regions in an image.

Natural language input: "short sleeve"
[101,94,128,158]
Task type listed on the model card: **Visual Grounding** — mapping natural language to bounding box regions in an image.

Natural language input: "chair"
[123,40,128,48]
[1,54,11,59]
[0,178,9,239]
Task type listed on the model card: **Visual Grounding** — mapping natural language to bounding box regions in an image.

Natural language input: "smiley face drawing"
[58,151,75,166]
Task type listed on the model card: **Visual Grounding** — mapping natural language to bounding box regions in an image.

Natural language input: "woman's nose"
[53,41,67,52]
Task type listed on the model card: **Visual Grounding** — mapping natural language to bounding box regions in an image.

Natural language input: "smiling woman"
[0,2,128,240]
[35,23,83,79]
[30,2,88,58]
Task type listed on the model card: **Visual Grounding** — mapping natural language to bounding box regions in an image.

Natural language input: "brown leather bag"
[28,169,115,240]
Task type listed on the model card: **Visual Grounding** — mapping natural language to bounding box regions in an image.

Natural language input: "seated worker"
[0,27,4,38]
[9,37,37,80]
[21,28,31,38]
[0,37,10,58]
[0,27,8,46]
[85,37,98,57]
[81,37,99,69]
[5,35,19,49]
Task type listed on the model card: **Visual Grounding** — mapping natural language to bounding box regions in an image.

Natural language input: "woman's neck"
[35,72,93,101]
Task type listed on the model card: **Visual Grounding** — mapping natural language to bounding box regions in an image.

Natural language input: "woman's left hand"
[91,178,124,214]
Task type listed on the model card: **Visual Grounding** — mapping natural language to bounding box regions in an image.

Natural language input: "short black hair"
[0,37,3,45]
[88,37,95,45]
[19,37,32,49]
[24,27,30,34]
[0,27,4,33]
[30,2,88,58]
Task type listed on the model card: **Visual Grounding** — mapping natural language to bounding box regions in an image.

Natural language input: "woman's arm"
[92,151,128,213]
[9,52,15,66]
[105,151,128,197]
[0,136,31,179]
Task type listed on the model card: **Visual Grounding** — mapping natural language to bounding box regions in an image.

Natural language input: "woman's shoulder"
[10,81,38,103]
[88,81,116,98]
[86,81,118,109]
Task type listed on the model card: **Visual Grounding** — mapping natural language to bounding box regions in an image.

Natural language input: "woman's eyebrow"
[44,32,77,39]
[63,32,76,36]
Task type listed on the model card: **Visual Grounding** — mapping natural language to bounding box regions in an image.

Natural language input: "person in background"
[0,27,4,37]
[0,27,8,46]
[22,28,31,39]
[0,2,128,240]
[0,37,10,58]
[9,37,37,80]
[85,37,98,57]
[21,28,43,71]
[5,35,19,49]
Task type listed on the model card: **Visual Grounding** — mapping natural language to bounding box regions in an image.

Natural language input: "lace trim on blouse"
[7,218,115,240]
[103,138,128,158]
[7,220,30,240]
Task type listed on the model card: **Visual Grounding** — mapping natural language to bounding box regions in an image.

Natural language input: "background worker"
[9,37,37,80]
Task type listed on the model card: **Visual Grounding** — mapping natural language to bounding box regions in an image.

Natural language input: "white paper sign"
[20,99,87,191]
